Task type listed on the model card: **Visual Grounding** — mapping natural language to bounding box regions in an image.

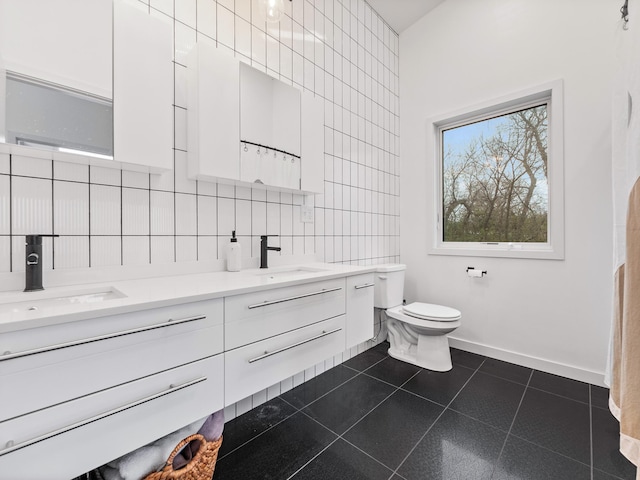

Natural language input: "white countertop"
[0,263,376,333]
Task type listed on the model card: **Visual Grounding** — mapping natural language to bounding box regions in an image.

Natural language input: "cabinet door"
[300,92,324,193]
[188,42,240,181]
[114,0,173,172]
[346,273,375,347]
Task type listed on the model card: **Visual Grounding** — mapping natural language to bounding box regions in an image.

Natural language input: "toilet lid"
[402,302,461,322]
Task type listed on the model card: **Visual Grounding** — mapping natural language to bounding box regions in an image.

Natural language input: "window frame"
[428,80,565,260]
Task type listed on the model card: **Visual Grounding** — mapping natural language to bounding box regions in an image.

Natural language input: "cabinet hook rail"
[241,140,301,159]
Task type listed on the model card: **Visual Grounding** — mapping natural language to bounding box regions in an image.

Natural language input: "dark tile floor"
[213,342,636,480]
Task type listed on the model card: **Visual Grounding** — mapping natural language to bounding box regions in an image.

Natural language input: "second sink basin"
[250,266,329,280]
[0,287,127,314]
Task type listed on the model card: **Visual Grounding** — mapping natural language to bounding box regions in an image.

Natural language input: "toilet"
[374,264,461,372]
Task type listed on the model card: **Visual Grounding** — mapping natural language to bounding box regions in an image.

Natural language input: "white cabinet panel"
[187,42,240,182]
[346,273,375,347]
[114,0,173,172]
[0,0,112,98]
[0,355,223,480]
[225,315,345,406]
[224,278,345,350]
[300,92,325,193]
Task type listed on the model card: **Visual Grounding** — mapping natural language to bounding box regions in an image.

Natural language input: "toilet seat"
[402,302,461,322]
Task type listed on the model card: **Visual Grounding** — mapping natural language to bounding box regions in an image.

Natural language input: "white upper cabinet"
[187,44,324,194]
[0,0,173,173]
[113,0,173,172]
[187,42,240,182]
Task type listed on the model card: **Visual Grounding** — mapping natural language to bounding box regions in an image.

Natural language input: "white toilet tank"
[374,264,406,308]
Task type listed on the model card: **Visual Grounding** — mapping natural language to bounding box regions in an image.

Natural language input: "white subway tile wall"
[0,0,399,418]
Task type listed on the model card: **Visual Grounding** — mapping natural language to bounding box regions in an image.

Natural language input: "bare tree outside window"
[442,104,548,243]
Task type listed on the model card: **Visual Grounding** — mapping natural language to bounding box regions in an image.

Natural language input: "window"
[430,81,564,259]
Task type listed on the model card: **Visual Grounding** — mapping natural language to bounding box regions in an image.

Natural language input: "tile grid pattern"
[0,0,400,273]
[0,0,399,420]
[213,344,636,480]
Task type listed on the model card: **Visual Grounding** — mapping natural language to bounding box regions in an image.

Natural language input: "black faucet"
[24,234,59,292]
[260,235,281,269]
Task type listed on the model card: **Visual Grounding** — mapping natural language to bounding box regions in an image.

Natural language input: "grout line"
[590,384,594,480]
[490,369,534,478]
[216,402,300,462]
[390,357,487,477]
[8,154,13,273]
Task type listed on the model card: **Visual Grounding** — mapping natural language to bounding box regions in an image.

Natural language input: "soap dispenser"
[226,230,241,272]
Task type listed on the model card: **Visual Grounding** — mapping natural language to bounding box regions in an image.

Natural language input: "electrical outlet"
[301,205,314,223]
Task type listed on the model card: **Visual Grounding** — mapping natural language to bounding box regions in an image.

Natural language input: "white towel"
[117,446,163,480]
[99,465,124,480]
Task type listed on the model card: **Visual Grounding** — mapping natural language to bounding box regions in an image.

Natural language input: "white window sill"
[429,243,564,260]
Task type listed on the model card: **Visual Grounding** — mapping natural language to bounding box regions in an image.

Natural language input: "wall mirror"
[0,0,173,172]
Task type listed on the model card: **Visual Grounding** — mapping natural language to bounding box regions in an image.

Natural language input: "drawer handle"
[0,376,207,456]
[248,328,342,363]
[354,283,375,289]
[0,314,207,362]
[247,287,342,310]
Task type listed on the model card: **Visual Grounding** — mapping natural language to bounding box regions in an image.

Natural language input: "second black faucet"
[260,235,281,269]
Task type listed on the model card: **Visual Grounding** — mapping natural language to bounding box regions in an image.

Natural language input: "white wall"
[400,0,616,384]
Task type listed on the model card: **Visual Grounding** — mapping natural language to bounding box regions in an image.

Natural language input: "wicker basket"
[144,434,223,480]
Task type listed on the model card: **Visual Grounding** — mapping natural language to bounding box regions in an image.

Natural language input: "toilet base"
[388,332,453,372]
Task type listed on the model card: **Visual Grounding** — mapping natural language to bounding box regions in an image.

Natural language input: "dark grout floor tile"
[280,365,358,409]
[479,357,532,385]
[343,389,443,470]
[344,345,389,372]
[363,356,421,387]
[303,373,396,435]
[491,435,591,480]
[397,409,506,480]
[214,411,337,480]
[402,365,474,406]
[217,397,297,459]
[592,384,611,410]
[289,438,393,480]
[511,387,590,465]
[592,406,637,479]
[450,348,485,369]
[529,370,589,403]
[371,340,391,352]
[594,468,633,480]
[449,372,525,431]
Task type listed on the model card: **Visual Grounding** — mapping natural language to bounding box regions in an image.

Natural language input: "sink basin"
[0,287,127,314]
[251,266,328,280]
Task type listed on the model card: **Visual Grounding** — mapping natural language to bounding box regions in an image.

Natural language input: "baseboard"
[448,337,606,387]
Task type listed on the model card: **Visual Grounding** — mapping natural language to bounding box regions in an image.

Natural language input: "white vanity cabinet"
[0,299,224,480]
[224,278,347,405]
[0,267,375,479]
[346,273,375,347]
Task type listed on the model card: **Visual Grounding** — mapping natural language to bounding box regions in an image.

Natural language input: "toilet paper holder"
[466,267,487,277]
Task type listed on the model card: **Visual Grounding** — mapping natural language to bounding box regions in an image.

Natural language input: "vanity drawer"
[0,354,224,480]
[225,315,345,405]
[225,278,345,349]
[0,298,223,421]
